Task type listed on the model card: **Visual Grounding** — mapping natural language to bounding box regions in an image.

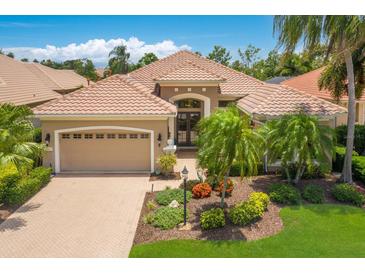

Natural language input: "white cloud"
[3,37,191,67]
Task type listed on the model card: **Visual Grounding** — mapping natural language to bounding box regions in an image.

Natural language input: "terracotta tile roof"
[33,74,177,116]
[25,63,91,91]
[237,84,347,118]
[154,60,226,82]
[129,50,264,95]
[281,67,365,101]
[0,54,61,106]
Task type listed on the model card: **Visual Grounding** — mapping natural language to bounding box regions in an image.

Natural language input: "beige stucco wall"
[334,101,365,126]
[41,119,169,172]
[160,86,238,114]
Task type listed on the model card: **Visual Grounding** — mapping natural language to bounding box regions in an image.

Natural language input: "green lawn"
[129,204,365,258]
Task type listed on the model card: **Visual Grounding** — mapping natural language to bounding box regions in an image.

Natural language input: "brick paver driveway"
[0,174,150,257]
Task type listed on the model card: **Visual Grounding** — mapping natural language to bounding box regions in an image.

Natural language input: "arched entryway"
[169,94,210,147]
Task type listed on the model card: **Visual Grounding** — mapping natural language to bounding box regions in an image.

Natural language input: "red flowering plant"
[192,183,212,199]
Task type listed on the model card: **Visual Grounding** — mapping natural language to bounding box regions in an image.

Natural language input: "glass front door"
[177,112,201,146]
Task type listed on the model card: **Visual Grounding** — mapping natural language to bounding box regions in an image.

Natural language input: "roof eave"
[154,80,225,86]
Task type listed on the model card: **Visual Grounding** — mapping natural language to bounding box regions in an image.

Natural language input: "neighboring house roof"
[237,84,347,118]
[25,63,91,91]
[265,76,293,84]
[154,60,226,82]
[281,67,365,101]
[33,74,177,116]
[129,50,264,95]
[0,54,62,106]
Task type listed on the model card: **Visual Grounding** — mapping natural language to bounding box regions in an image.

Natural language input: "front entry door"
[177,112,201,146]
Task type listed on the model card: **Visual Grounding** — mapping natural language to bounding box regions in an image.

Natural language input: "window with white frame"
[140,133,149,139]
[129,133,138,139]
[96,133,104,139]
[62,134,70,139]
[84,133,93,139]
[118,133,127,139]
[73,133,82,139]
[107,133,116,139]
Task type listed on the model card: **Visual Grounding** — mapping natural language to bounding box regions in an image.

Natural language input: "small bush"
[143,212,155,224]
[268,183,301,205]
[200,208,225,230]
[192,183,212,198]
[216,179,234,195]
[332,146,359,173]
[152,206,186,230]
[157,153,177,176]
[229,200,265,226]
[302,184,325,204]
[29,167,52,186]
[179,179,201,191]
[155,188,192,206]
[353,156,365,184]
[336,125,365,155]
[332,183,365,207]
[249,192,270,209]
[5,177,42,206]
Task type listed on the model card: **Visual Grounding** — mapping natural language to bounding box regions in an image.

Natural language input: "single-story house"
[281,67,365,126]
[33,51,347,174]
[0,54,91,107]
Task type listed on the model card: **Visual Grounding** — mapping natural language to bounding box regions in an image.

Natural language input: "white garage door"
[59,130,151,172]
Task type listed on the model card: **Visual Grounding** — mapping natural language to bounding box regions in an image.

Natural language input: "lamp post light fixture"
[181,165,189,225]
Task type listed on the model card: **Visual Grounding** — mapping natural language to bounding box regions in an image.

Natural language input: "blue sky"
[0,16,276,67]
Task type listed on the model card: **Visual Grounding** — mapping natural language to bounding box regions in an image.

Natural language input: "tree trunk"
[294,164,305,185]
[285,167,292,184]
[220,170,230,208]
[341,50,356,184]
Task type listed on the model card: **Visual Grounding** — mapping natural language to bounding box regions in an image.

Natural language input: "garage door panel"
[60,131,150,172]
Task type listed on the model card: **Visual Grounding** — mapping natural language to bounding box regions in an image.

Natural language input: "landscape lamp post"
[181,165,189,225]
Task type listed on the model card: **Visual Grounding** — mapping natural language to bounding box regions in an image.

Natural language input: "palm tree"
[265,113,334,184]
[274,16,365,183]
[108,45,130,74]
[0,104,45,172]
[196,106,263,207]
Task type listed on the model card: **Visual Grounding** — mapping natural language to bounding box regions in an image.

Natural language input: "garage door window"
[73,134,82,139]
[96,133,104,139]
[107,133,116,139]
[140,133,149,139]
[62,134,70,139]
[129,133,138,139]
[118,134,127,139]
[84,134,93,139]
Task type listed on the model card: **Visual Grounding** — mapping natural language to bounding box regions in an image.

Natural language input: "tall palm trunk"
[341,50,356,183]
[220,169,230,208]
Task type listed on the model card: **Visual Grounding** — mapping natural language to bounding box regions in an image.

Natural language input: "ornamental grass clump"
[200,208,225,230]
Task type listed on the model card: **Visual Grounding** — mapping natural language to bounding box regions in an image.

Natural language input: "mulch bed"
[150,172,181,181]
[133,174,365,245]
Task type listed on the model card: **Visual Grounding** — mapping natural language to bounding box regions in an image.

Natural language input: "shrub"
[0,166,21,203]
[249,192,270,209]
[157,153,177,176]
[282,163,325,180]
[332,183,365,207]
[302,184,325,204]
[216,179,234,195]
[333,146,365,184]
[200,208,225,230]
[336,125,365,155]
[229,161,265,176]
[5,177,42,206]
[192,183,212,198]
[229,200,265,226]
[29,167,52,186]
[143,212,154,224]
[179,179,200,191]
[152,206,186,230]
[268,183,301,205]
[155,188,192,206]
[333,146,359,172]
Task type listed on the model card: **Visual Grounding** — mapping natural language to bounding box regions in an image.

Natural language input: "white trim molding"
[54,126,154,173]
[169,93,211,117]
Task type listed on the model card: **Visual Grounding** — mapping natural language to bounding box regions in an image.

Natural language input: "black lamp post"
[181,165,189,225]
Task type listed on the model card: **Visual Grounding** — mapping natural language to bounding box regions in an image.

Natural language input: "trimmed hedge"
[151,206,186,230]
[5,178,42,206]
[268,183,301,205]
[156,188,192,206]
[30,167,52,186]
[335,125,365,155]
[200,208,225,230]
[333,146,365,184]
[332,183,365,207]
[0,166,21,203]
[302,184,325,204]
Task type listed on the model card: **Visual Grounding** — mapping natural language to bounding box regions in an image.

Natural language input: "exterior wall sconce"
[202,87,206,92]
[187,88,192,92]
[157,133,162,147]
[174,87,179,92]
[45,133,51,146]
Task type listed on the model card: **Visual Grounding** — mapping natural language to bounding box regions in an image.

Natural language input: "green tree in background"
[107,45,130,74]
[207,45,232,66]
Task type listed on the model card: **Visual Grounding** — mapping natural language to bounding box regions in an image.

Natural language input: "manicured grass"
[129,204,365,258]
